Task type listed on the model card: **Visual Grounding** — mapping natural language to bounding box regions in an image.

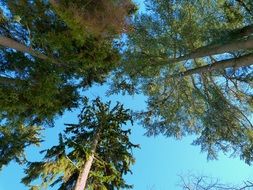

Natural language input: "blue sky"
[1,0,253,189]
[1,84,253,190]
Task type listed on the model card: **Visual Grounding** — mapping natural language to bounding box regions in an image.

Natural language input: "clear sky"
[1,1,253,190]
[1,83,253,190]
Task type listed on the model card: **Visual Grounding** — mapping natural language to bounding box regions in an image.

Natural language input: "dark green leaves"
[0,0,125,168]
[0,123,41,169]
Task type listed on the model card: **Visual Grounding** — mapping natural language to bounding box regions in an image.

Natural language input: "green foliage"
[0,0,135,168]
[0,123,41,169]
[22,97,138,190]
[6,0,120,84]
[50,0,137,36]
[114,0,253,163]
[0,0,127,127]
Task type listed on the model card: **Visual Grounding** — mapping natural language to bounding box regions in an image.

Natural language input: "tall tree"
[0,0,136,168]
[114,0,253,163]
[22,97,138,190]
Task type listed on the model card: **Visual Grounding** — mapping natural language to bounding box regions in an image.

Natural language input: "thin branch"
[65,155,79,170]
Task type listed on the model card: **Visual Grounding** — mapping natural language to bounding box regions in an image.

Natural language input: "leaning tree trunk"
[0,36,62,66]
[148,25,253,67]
[172,25,253,63]
[170,37,253,64]
[74,127,102,190]
[0,36,49,60]
[175,53,253,77]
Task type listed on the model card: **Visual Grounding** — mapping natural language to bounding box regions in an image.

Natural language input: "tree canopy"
[0,0,135,168]
[1,0,253,189]
[22,98,138,190]
[115,0,253,163]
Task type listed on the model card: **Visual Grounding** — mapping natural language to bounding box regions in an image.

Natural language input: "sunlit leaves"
[115,0,253,164]
[22,98,138,190]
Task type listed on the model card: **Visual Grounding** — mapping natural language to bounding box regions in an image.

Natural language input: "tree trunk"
[0,36,62,66]
[172,37,253,64]
[176,53,253,77]
[143,25,253,70]
[0,36,49,60]
[233,24,253,37]
[74,127,101,190]
[148,36,253,70]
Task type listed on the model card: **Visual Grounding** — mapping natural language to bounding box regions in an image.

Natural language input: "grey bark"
[144,25,253,67]
[0,36,49,60]
[0,36,62,66]
[177,53,253,77]
[171,37,253,64]
[74,127,102,190]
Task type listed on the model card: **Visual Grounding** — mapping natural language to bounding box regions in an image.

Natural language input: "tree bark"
[234,24,253,37]
[146,25,253,67]
[171,37,253,64]
[74,127,102,190]
[147,35,253,70]
[176,53,253,77]
[0,36,49,60]
[0,36,63,66]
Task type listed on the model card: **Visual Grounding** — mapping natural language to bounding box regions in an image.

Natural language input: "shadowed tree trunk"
[0,36,49,60]
[0,36,63,66]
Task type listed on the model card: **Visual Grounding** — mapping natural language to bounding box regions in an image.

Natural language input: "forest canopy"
[115,0,253,163]
[0,0,135,169]
[0,0,253,189]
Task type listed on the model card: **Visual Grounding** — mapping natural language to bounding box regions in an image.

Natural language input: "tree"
[49,0,137,36]
[0,0,136,168]
[179,173,253,190]
[0,124,41,170]
[114,0,253,163]
[22,97,138,190]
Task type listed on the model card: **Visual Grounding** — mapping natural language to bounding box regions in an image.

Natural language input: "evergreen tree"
[0,123,41,169]
[22,97,138,190]
[0,0,136,168]
[113,0,253,163]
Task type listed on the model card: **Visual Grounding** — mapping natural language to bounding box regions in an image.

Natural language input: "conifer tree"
[114,0,253,163]
[22,97,138,190]
[0,0,136,168]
